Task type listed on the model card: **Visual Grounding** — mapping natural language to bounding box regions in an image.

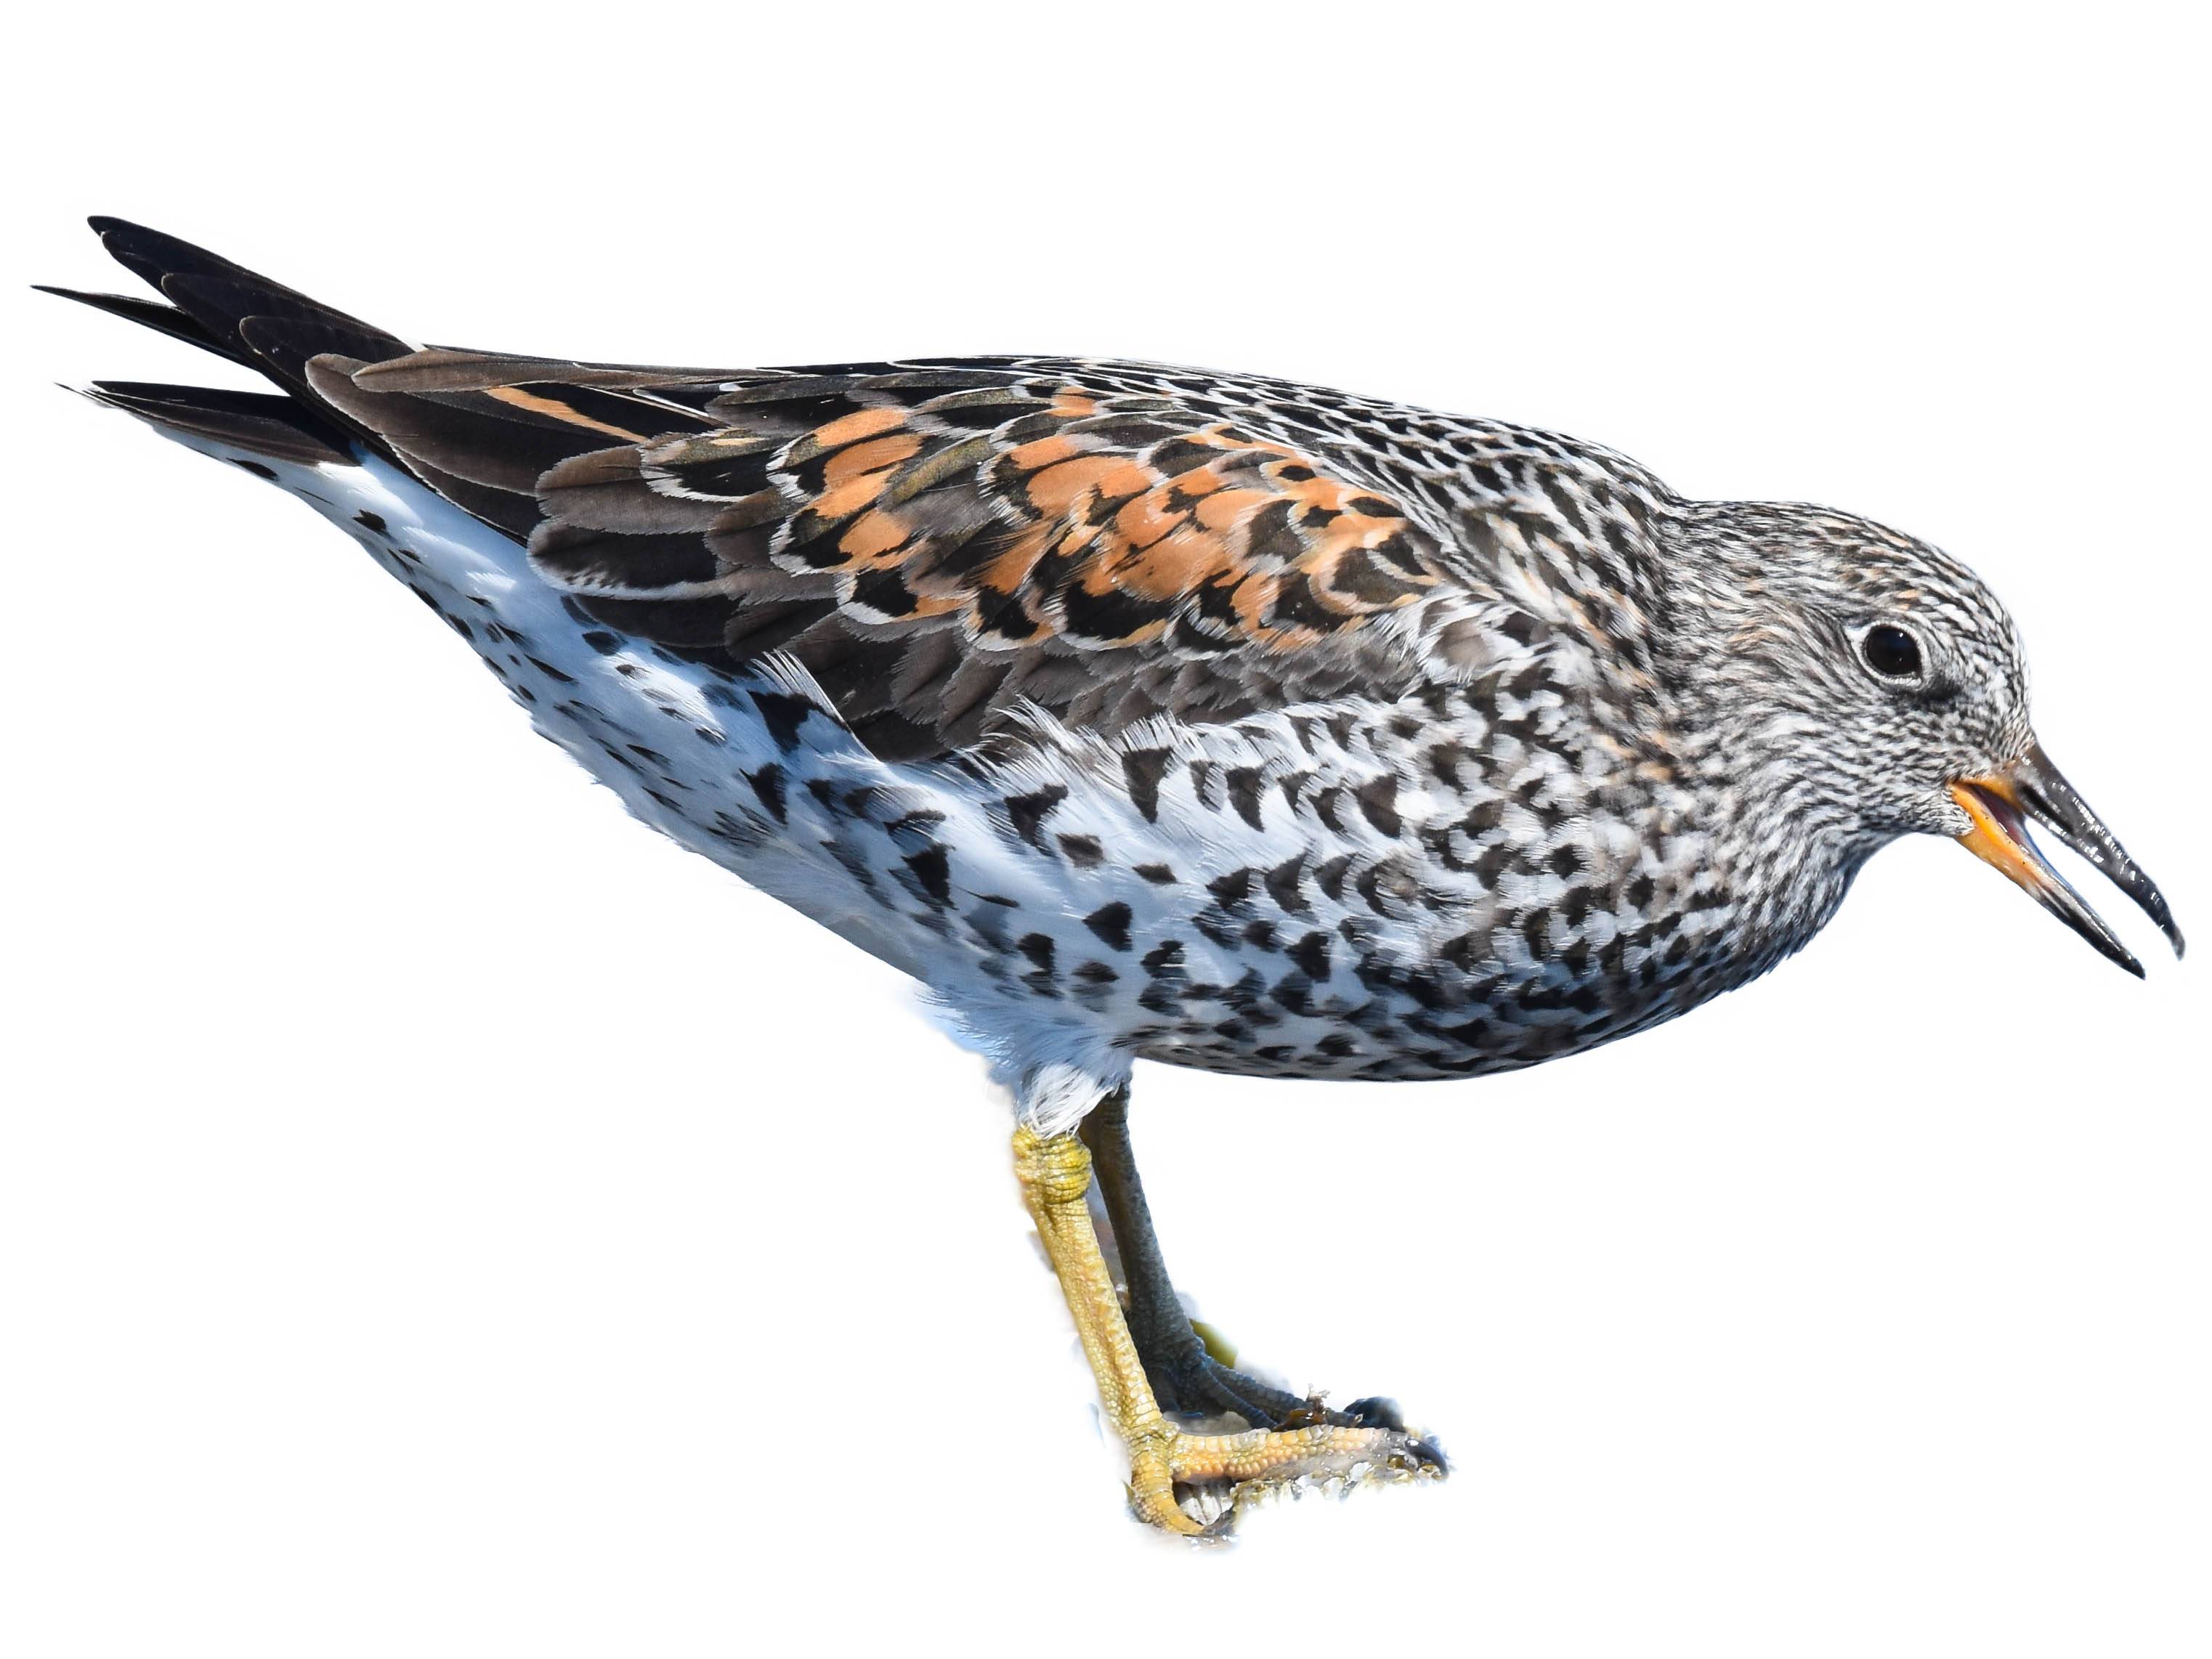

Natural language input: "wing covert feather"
[320,353,1483,758]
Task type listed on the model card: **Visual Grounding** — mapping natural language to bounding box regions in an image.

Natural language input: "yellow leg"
[1013,1123,1441,1535]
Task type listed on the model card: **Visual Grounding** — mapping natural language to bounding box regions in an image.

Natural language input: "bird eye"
[1859,624,1924,681]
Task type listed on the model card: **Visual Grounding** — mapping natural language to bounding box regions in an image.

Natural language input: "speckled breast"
[915,682,1758,1084]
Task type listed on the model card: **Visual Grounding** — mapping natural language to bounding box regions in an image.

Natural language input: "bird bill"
[1948,744,2184,978]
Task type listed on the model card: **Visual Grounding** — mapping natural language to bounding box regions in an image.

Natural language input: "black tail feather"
[52,217,413,467]
[85,215,409,380]
[53,218,689,545]
[33,285,256,368]
[84,380,357,467]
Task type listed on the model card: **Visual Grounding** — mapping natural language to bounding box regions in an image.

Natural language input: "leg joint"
[1011,1122,1093,1209]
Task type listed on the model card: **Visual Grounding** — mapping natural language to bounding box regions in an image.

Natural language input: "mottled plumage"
[52,219,2181,1533]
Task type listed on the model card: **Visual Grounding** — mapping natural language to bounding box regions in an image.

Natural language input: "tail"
[44,216,418,474]
[45,217,697,541]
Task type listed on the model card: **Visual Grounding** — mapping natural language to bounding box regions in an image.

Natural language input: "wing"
[302,350,1483,758]
[65,221,1676,763]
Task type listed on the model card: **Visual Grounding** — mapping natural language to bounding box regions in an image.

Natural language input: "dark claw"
[1400,1435,1449,1477]
[1340,1395,1406,1432]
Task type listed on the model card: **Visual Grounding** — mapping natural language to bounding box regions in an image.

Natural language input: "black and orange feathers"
[303,349,1472,757]
[57,217,1678,762]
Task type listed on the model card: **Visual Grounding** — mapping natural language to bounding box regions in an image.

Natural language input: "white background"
[4,6,2206,1655]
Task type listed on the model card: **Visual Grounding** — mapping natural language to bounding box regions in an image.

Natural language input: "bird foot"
[1124,1418,1446,1536]
[1015,1121,1444,1536]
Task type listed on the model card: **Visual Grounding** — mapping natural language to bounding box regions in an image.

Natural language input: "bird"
[47,218,2184,1537]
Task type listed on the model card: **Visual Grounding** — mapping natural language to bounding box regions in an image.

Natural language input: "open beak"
[1948,743,2185,978]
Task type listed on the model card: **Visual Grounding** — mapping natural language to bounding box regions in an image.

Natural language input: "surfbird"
[48,219,2184,1536]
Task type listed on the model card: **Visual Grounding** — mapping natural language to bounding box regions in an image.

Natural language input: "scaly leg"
[1013,1119,1443,1535]
[1081,1090,1418,1435]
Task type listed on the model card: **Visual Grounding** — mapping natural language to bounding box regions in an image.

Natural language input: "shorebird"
[49,219,2182,1536]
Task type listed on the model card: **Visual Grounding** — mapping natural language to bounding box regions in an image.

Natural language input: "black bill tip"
[1950,774,2148,978]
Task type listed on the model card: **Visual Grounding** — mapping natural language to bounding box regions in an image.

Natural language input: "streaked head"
[1678,500,2182,973]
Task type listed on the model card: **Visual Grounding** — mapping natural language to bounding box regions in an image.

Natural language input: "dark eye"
[1860,624,1924,680]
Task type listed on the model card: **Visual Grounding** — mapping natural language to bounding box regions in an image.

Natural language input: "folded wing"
[66,219,1589,763]
[307,350,1467,758]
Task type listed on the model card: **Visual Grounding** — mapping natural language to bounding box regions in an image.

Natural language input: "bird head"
[1674,501,2183,975]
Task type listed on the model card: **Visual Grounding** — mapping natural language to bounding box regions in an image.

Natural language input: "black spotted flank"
[1225,767,1265,829]
[1121,748,1171,822]
[745,763,788,823]
[1058,833,1105,867]
[1140,938,1185,976]
[904,844,952,905]
[750,690,816,753]
[1085,902,1134,951]
[1288,930,1332,980]
[1355,774,1403,837]
[1005,784,1069,847]
[354,509,388,536]
[1207,868,1255,909]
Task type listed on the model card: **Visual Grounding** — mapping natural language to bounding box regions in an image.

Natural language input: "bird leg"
[1013,1115,1442,1535]
[1080,1089,1416,1435]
